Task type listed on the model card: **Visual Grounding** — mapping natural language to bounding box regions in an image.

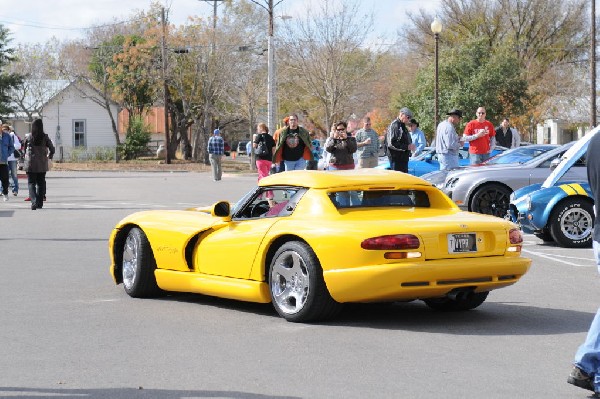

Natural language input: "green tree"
[120,115,151,160]
[394,38,529,138]
[0,25,24,117]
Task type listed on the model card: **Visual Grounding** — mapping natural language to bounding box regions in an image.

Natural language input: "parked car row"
[422,144,576,218]
[508,127,598,248]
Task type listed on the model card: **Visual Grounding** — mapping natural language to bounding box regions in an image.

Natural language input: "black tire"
[121,227,161,298]
[470,183,512,217]
[549,198,594,248]
[268,241,342,322]
[424,291,489,311]
[534,228,554,242]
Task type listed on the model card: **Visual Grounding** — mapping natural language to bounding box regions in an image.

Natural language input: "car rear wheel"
[549,198,594,248]
[122,227,161,297]
[268,241,342,322]
[424,291,489,311]
[470,183,512,217]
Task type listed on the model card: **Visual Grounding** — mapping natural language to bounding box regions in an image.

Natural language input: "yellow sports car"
[109,170,531,322]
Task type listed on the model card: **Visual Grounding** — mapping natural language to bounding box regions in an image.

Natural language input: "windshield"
[484,145,557,165]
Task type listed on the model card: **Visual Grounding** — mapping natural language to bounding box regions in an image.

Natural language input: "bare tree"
[277,0,381,129]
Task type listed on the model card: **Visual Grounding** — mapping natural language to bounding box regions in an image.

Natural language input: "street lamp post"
[431,17,443,129]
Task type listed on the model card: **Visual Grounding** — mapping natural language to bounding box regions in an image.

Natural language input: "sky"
[0,0,441,46]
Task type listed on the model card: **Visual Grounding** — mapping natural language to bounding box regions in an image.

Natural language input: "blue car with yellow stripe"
[508,126,598,248]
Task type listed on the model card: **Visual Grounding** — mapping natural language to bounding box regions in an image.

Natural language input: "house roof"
[42,79,119,109]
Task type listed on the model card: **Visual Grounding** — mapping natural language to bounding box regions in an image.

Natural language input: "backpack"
[254,135,269,156]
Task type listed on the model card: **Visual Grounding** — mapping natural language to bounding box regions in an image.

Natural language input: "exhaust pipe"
[447,288,474,302]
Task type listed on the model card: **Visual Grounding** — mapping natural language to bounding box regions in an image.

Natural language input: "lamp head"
[431,17,443,34]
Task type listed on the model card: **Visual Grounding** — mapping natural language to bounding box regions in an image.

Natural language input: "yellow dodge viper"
[109,169,531,322]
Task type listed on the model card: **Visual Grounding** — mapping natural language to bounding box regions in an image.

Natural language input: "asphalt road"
[0,170,598,399]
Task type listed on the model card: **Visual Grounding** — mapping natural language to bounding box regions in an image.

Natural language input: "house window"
[73,120,86,147]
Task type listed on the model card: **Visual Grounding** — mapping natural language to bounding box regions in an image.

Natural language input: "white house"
[42,80,120,161]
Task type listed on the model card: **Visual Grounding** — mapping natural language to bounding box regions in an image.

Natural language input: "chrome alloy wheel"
[270,250,310,315]
[122,232,140,290]
[560,207,593,241]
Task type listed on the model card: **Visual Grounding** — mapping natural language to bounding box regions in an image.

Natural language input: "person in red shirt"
[463,106,496,164]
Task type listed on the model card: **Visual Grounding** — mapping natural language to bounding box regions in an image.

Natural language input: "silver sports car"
[422,143,586,217]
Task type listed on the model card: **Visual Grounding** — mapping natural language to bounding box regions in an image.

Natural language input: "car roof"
[259,169,432,189]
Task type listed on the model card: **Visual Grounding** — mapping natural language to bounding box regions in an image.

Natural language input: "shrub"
[121,116,151,160]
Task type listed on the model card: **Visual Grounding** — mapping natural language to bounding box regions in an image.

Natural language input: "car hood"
[542,126,600,188]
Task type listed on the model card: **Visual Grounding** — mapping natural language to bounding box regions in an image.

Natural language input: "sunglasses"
[336,128,346,132]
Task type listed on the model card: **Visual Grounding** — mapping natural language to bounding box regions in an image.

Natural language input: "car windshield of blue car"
[327,189,431,209]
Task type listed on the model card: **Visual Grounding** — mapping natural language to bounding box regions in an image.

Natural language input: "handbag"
[13,149,21,158]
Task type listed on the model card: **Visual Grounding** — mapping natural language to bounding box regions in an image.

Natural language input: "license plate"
[448,233,477,253]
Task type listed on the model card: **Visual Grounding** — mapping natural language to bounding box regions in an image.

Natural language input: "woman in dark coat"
[24,119,54,210]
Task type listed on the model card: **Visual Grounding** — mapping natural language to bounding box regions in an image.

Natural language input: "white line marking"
[522,248,591,266]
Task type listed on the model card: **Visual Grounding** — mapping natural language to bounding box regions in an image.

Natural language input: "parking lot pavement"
[521,235,596,268]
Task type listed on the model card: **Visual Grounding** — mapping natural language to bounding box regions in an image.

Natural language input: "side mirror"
[549,158,561,170]
[212,201,231,217]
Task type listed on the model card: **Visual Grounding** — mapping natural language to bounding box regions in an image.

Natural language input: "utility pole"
[592,0,597,128]
[161,7,171,164]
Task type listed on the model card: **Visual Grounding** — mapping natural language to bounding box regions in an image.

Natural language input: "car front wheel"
[268,241,342,322]
[122,227,161,297]
[549,198,594,248]
[470,183,512,217]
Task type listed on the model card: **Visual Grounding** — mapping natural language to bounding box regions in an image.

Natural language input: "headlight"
[525,195,532,211]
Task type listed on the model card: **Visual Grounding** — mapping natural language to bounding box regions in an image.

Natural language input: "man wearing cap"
[435,109,464,171]
[408,119,427,157]
[385,107,416,173]
[207,128,225,181]
[463,106,496,164]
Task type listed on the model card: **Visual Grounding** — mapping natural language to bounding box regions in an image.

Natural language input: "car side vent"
[401,281,430,287]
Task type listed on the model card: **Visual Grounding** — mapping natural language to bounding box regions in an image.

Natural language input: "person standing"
[495,118,521,149]
[207,128,225,181]
[325,121,357,170]
[253,123,276,184]
[0,123,15,201]
[7,125,21,196]
[355,116,380,168]
[408,118,427,157]
[463,106,496,164]
[24,119,54,210]
[273,113,313,171]
[434,109,464,171]
[567,130,600,395]
[385,107,416,172]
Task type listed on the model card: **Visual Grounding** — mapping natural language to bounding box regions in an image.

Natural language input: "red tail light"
[509,228,523,244]
[361,234,420,250]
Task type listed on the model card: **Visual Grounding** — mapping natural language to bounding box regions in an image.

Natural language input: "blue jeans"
[438,153,459,171]
[574,240,600,390]
[469,152,490,165]
[284,159,306,171]
[8,160,18,193]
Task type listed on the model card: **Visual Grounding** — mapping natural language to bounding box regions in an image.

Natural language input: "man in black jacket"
[568,130,600,394]
[385,107,416,173]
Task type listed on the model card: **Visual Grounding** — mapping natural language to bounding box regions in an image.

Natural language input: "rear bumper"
[323,256,531,303]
